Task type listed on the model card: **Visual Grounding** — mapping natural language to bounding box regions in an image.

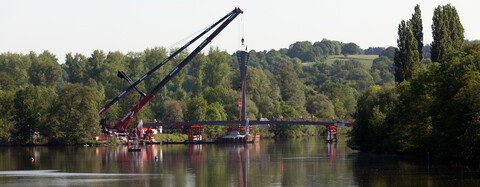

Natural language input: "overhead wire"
[166,22,215,52]
[238,13,245,51]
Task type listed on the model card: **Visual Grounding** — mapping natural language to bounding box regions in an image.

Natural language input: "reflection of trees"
[193,144,256,187]
[264,138,358,186]
[352,153,438,186]
[351,153,455,186]
[0,138,350,186]
[4,138,475,186]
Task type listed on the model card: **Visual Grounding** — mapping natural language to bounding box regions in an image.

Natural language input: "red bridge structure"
[97,7,355,142]
[144,118,354,128]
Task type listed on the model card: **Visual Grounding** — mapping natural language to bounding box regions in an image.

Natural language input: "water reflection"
[92,143,260,186]
[222,144,252,187]
[0,138,479,186]
[327,142,337,162]
[352,152,480,186]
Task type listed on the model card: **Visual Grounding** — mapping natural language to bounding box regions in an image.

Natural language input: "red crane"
[99,8,244,134]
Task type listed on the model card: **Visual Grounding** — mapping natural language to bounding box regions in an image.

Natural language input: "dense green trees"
[1,27,476,154]
[286,40,344,62]
[28,51,62,88]
[348,85,397,152]
[185,96,208,121]
[278,65,307,115]
[394,5,424,83]
[0,53,32,88]
[319,82,357,118]
[306,94,334,118]
[190,54,207,96]
[380,47,396,61]
[244,67,280,118]
[287,41,316,62]
[0,89,14,143]
[12,86,56,144]
[342,43,363,55]
[0,72,15,91]
[304,59,374,92]
[2,41,371,143]
[351,44,480,161]
[47,84,102,144]
[314,39,342,56]
[65,53,88,83]
[205,48,231,88]
[3,3,470,146]
[270,101,303,138]
[394,20,421,82]
[162,100,183,122]
[431,4,464,63]
[349,4,480,163]
[204,102,228,140]
[427,45,480,160]
[370,56,394,84]
[411,5,424,62]
[364,47,385,55]
[0,20,473,151]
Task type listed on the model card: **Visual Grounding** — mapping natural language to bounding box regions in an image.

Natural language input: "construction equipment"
[99,8,244,135]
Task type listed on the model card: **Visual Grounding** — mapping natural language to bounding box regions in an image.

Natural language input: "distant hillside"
[302,55,379,69]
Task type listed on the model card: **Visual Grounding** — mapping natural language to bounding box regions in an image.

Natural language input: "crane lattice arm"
[102,8,243,133]
[98,8,241,116]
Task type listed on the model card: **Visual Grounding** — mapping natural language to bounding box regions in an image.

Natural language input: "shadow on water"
[351,151,480,187]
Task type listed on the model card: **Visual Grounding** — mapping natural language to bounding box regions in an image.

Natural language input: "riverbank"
[1,126,349,146]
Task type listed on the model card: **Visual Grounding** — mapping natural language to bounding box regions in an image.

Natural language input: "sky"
[1,0,479,63]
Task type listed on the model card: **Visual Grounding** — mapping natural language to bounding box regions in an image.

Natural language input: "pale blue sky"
[1,0,479,63]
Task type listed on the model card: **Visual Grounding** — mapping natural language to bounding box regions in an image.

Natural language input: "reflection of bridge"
[144,118,354,128]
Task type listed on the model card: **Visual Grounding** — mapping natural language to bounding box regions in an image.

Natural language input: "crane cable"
[238,13,245,51]
[237,13,245,122]
[167,22,215,52]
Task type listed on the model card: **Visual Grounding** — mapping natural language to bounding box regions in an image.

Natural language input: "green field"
[153,133,188,142]
[302,55,378,69]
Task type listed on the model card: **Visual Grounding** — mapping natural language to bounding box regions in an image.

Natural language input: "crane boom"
[98,8,240,116]
[106,7,243,133]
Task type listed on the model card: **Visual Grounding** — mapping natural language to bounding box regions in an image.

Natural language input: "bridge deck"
[143,118,354,127]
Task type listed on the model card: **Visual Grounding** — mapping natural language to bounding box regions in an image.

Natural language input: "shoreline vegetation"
[1,126,351,146]
[349,4,480,164]
[0,3,479,164]
[0,38,368,147]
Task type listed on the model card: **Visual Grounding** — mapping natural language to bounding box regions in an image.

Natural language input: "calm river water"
[0,137,479,186]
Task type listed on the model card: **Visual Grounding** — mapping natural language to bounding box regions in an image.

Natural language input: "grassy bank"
[153,133,188,142]
[302,55,378,69]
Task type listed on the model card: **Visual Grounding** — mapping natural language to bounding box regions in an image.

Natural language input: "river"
[0,137,479,186]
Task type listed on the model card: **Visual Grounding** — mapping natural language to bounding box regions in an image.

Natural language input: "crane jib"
[106,8,243,133]
[98,8,241,116]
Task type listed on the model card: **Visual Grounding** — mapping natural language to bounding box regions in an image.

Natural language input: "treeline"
[284,40,363,62]
[1,30,397,145]
[349,4,480,162]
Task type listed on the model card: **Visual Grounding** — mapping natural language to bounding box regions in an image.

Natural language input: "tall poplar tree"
[431,4,464,63]
[394,20,420,83]
[410,5,423,61]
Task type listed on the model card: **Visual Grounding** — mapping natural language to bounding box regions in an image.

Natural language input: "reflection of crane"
[187,145,203,166]
[327,142,337,162]
[99,8,244,134]
[224,145,250,187]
